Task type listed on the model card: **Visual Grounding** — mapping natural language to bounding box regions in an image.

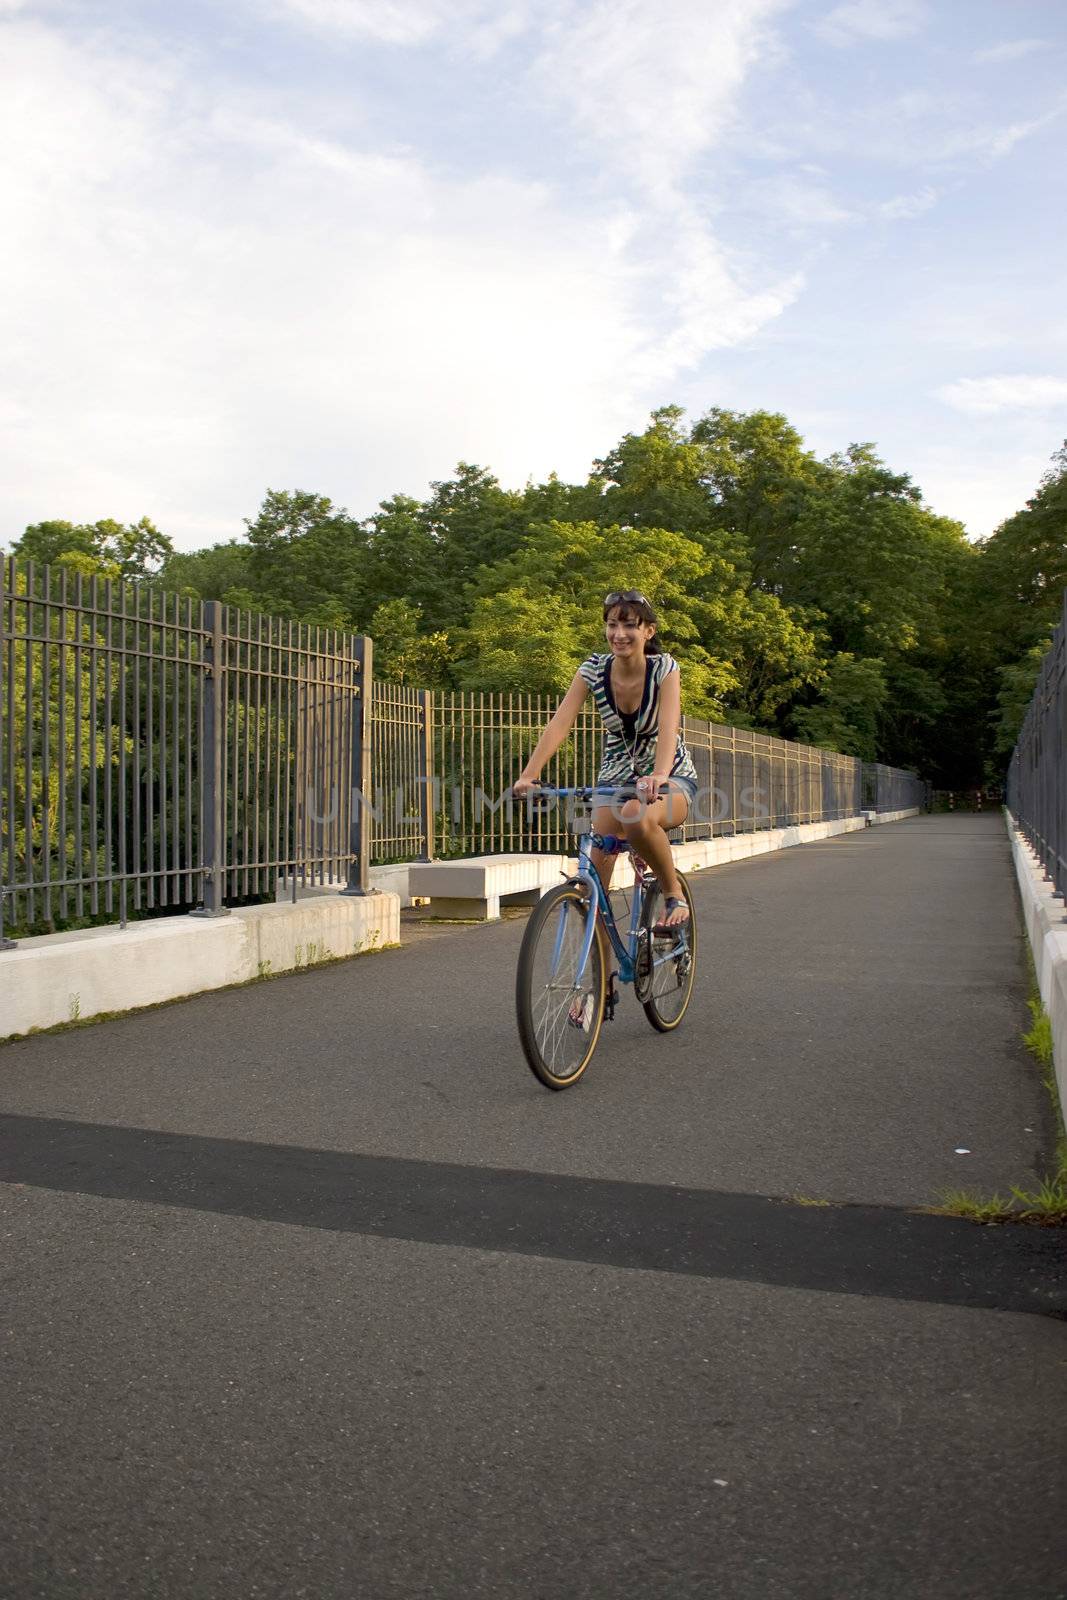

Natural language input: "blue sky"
[1,0,1064,551]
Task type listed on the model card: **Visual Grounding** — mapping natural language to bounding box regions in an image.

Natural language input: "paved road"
[2,813,1065,1598]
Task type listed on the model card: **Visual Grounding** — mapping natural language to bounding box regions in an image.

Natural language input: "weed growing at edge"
[931,956,1067,1225]
[927,1188,1016,1223]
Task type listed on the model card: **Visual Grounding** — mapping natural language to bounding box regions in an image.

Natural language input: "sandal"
[653,896,690,937]
[568,993,594,1030]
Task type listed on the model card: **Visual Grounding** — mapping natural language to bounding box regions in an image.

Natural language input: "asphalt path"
[2,813,1065,1598]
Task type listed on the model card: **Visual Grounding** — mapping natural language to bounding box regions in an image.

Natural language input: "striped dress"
[578,651,698,794]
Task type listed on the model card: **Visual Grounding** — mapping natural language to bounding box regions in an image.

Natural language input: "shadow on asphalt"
[3,1111,1064,1320]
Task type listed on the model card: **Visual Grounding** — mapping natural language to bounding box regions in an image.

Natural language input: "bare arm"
[514,671,591,794]
[650,666,681,794]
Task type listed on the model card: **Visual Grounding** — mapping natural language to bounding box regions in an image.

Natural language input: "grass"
[928,1189,1017,1224]
[929,1180,1067,1226]
[930,955,1067,1226]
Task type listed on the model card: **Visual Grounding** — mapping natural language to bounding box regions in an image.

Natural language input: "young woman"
[513,590,698,928]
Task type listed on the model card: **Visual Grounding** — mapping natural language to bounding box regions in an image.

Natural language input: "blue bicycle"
[516,785,697,1089]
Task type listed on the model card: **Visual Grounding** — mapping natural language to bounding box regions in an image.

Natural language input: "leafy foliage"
[7,416,1063,785]
[12,517,174,581]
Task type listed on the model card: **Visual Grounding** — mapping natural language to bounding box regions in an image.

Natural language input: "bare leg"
[612,793,690,925]
[589,806,622,896]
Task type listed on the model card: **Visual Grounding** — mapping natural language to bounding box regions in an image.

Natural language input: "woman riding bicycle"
[513,590,698,929]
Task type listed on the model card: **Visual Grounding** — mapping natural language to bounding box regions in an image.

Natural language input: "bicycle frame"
[568,832,645,986]
[533,784,680,992]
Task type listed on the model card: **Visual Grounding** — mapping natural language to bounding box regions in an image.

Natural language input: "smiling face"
[604,603,656,661]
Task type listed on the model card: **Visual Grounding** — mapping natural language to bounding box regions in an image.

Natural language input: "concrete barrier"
[1005,812,1067,1121]
[408,853,568,920]
[275,865,425,908]
[0,892,399,1041]
[408,814,897,916]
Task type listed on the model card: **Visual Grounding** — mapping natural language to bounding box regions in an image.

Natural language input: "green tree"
[10,517,174,580]
[158,540,256,604]
[419,463,532,630]
[792,654,888,760]
[370,599,451,686]
[942,443,1067,782]
[362,495,442,620]
[973,443,1067,661]
[454,519,715,699]
[780,446,968,658]
[688,406,823,582]
[453,518,822,724]
[591,405,718,535]
[244,489,368,627]
[992,640,1050,758]
[519,472,603,529]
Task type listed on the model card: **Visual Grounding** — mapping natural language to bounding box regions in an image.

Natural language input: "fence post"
[192,601,228,917]
[0,561,14,949]
[343,634,373,896]
[418,689,435,862]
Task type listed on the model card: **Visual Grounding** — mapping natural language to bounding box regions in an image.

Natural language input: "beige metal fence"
[368,687,876,861]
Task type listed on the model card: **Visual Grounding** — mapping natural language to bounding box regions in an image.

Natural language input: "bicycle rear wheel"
[516,883,606,1089]
[639,874,697,1033]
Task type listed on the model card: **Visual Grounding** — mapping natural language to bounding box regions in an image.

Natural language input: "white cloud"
[0,14,795,548]
[767,83,1067,171]
[741,174,854,227]
[530,0,791,197]
[931,99,1067,163]
[936,376,1067,416]
[875,185,939,220]
[267,0,481,46]
[972,39,1046,65]
[267,0,533,56]
[816,0,927,47]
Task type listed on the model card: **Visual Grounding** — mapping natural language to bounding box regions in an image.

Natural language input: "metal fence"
[0,560,370,943]
[1,557,930,942]
[862,763,930,815]
[367,691,919,859]
[1007,593,1067,897]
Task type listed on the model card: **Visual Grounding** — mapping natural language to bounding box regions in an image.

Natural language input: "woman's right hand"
[512,772,541,798]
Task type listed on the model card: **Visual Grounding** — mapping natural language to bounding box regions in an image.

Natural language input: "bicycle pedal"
[605,973,620,1021]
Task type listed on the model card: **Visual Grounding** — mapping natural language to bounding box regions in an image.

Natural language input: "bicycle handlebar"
[516,782,687,801]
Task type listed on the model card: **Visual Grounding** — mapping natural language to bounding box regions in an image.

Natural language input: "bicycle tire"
[516,883,606,1089]
[639,873,697,1033]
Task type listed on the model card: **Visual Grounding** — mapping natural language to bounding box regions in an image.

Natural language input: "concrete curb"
[1005,810,1067,1121]
[0,893,400,1041]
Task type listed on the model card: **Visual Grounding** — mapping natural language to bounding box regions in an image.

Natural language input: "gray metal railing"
[1007,593,1067,897]
[862,762,930,815]
[0,559,370,943]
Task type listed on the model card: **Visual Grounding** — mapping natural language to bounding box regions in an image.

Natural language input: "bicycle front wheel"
[639,874,697,1033]
[516,884,606,1089]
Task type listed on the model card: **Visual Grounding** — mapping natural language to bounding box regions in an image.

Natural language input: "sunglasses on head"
[604,590,652,609]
